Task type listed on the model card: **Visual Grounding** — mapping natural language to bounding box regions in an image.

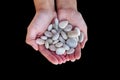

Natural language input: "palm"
[58,9,88,61]
[26,10,66,65]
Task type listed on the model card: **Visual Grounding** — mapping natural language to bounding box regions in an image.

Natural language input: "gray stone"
[44,31,53,37]
[59,21,68,29]
[36,38,45,45]
[56,47,65,55]
[66,38,78,48]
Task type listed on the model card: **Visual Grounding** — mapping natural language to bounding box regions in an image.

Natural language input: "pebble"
[46,39,53,44]
[66,38,78,48]
[56,47,65,55]
[41,36,47,40]
[55,18,59,25]
[36,38,45,45]
[53,23,58,31]
[74,27,81,36]
[55,42,63,47]
[49,44,56,51]
[61,31,68,40]
[59,36,65,43]
[52,33,60,40]
[79,32,84,43]
[45,41,49,49]
[48,24,53,31]
[67,30,79,38]
[66,48,75,54]
[51,29,57,34]
[59,21,68,29]
[53,40,59,44]
[64,24,73,32]
[63,44,70,50]
[44,31,53,37]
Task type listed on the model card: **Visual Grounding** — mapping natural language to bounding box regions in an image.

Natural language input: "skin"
[57,0,88,62]
[26,0,88,65]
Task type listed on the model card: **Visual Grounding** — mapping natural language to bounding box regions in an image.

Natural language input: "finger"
[68,53,75,62]
[74,44,81,60]
[81,36,88,49]
[39,45,58,65]
[26,35,38,51]
[65,55,70,61]
[60,55,67,63]
[54,54,63,64]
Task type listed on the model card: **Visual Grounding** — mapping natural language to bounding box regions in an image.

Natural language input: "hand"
[57,9,88,61]
[26,10,66,65]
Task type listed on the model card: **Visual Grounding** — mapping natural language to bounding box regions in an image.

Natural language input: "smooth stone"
[49,44,56,51]
[45,41,49,49]
[59,21,68,29]
[59,36,65,43]
[56,47,65,55]
[79,32,84,43]
[53,40,59,44]
[61,31,68,40]
[44,31,53,37]
[64,24,73,32]
[63,44,70,50]
[46,39,53,44]
[66,48,75,54]
[55,18,59,25]
[48,24,53,31]
[36,38,45,45]
[52,33,60,40]
[67,30,79,38]
[55,42,63,47]
[66,38,78,48]
[51,29,57,34]
[53,23,58,31]
[74,27,80,36]
[41,36,48,40]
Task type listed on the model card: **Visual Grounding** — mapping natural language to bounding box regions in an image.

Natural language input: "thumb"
[26,29,39,51]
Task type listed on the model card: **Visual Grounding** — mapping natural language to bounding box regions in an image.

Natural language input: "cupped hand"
[57,9,88,61]
[26,10,66,65]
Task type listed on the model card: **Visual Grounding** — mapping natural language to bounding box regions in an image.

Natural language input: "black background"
[2,0,112,73]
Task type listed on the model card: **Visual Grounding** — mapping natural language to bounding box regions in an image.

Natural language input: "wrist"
[34,0,55,12]
[56,0,77,11]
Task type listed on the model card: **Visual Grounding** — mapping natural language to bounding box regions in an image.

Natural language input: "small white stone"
[56,47,65,55]
[59,36,65,43]
[53,40,59,44]
[46,39,53,44]
[45,41,49,49]
[51,29,57,34]
[41,36,48,40]
[64,24,73,32]
[61,31,68,40]
[49,44,56,51]
[55,42,63,47]
[79,32,84,43]
[59,21,68,29]
[53,23,58,31]
[74,27,80,36]
[52,33,60,40]
[63,44,70,50]
[55,18,59,25]
[67,30,79,38]
[44,31,53,37]
[36,38,45,45]
[66,38,78,48]
[48,24,53,31]
[66,48,75,54]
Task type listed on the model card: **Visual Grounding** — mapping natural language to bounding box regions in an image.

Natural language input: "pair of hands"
[26,9,88,65]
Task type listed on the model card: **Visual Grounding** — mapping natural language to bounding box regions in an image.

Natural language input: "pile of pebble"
[36,18,84,55]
